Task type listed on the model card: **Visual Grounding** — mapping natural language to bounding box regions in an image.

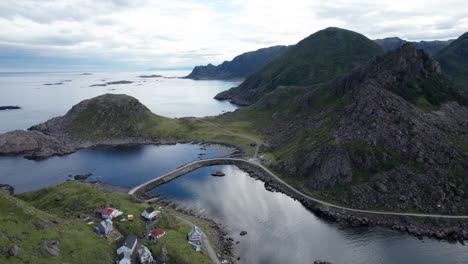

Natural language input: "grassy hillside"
[1,182,213,264]
[215,27,383,105]
[435,32,468,89]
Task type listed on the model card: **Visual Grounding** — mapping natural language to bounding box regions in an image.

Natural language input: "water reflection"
[152,165,468,264]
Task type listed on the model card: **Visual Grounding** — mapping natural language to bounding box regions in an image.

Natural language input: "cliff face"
[185,45,290,80]
[215,27,383,106]
[241,44,467,214]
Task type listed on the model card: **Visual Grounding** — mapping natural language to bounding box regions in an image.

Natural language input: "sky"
[0,0,467,72]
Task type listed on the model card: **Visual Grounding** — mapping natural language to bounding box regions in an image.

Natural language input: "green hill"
[374,37,453,55]
[214,27,383,105]
[435,32,468,89]
[0,182,213,263]
[185,45,291,80]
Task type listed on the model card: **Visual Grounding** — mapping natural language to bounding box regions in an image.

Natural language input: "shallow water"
[152,165,468,264]
[0,70,239,133]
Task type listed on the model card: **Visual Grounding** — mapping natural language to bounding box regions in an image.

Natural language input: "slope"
[214,27,383,106]
[185,45,291,80]
[435,31,468,89]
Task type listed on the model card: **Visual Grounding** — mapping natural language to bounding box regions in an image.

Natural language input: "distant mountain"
[215,27,383,106]
[222,43,467,214]
[184,45,291,80]
[435,32,468,89]
[373,37,454,55]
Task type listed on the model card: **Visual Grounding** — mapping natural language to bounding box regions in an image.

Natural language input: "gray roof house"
[116,251,131,264]
[141,207,159,220]
[117,234,138,256]
[94,219,113,235]
[137,245,154,264]
[188,226,203,251]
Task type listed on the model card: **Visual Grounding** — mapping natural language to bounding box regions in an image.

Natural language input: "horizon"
[1,0,466,72]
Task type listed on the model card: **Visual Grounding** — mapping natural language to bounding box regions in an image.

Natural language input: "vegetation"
[2,182,213,263]
[435,31,468,89]
[216,27,383,105]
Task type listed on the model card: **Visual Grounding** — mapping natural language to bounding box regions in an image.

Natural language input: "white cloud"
[0,0,466,70]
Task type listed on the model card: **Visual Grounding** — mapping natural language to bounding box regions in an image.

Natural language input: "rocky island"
[0,106,21,110]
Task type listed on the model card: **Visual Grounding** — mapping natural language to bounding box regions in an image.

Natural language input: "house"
[116,234,138,255]
[102,207,123,219]
[116,251,131,264]
[187,226,202,251]
[141,207,160,220]
[94,219,113,235]
[127,215,134,221]
[137,245,154,264]
[149,228,166,240]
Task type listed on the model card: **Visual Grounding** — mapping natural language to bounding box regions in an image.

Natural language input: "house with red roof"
[149,228,166,240]
[96,207,123,219]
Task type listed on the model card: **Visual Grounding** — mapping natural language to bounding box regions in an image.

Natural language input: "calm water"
[0,70,239,133]
[152,165,468,264]
[0,71,466,264]
[0,144,234,193]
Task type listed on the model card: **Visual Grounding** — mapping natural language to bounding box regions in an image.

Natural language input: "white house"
[116,251,131,264]
[116,234,138,255]
[188,226,202,251]
[137,245,154,264]
[141,207,160,220]
[94,219,113,235]
[101,207,123,219]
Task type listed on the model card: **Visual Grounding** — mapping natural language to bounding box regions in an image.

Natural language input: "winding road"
[130,157,468,219]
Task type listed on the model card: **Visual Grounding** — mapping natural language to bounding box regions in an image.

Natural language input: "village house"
[94,219,113,235]
[149,228,166,240]
[96,207,123,219]
[141,207,160,220]
[116,251,131,264]
[187,226,202,251]
[137,245,154,264]
[116,234,138,256]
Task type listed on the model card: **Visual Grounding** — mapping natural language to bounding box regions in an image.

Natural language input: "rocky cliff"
[185,45,290,80]
[235,43,467,214]
[215,27,383,106]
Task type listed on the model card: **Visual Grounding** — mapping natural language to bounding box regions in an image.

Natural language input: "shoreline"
[132,159,468,243]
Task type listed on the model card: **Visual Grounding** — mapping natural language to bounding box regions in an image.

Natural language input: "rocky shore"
[235,162,468,244]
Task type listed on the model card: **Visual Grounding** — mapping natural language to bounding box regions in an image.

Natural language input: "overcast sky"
[0,0,467,72]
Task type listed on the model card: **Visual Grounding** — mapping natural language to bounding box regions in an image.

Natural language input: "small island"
[43,82,63,86]
[0,106,21,110]
[89,80,133,87]
[139,74,162,78]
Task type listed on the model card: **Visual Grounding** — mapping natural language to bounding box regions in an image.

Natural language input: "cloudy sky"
[0,0,467,72]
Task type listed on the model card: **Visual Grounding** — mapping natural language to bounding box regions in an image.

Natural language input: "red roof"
[150,229,165,237]
[102,208,115,215]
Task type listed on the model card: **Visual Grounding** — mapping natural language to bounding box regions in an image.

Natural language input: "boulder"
[9,245,21,256]
[40,239,60,256]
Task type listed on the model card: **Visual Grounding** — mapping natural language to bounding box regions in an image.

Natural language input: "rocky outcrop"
[253,44,467,215]
[0,184,14,195]
[40,239,60,256]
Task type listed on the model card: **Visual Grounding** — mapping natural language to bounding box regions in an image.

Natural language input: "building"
[116,234,138,255]
[94,219,113,235]
[137,245,154,264]
[101,207,123,219]
[141,207,160,220]
[149,228,166,240]
[187,226,202,251]
[116,251,131,264]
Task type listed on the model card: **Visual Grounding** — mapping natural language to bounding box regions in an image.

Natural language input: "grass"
[6,182,214,264]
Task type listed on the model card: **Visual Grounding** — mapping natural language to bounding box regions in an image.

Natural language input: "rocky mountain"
[223,43,467,214]
[214,27,383,106]
[374,37,454,55]
[0,94,186,159]
[185,45,291,80]
[435,32,468,89]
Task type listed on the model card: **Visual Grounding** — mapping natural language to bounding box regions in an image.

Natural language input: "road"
[130,157,468,219]
[197,119,260,158]
[175,215,221,264]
